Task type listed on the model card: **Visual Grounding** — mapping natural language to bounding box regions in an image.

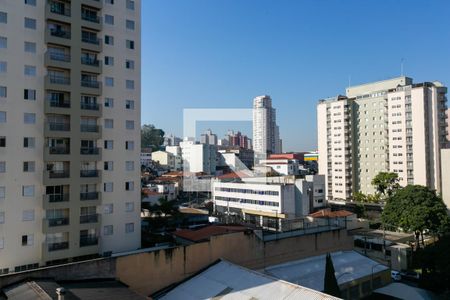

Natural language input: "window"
[125,161,134,171]
[25,0,37,5]
[104,98,114,107]
[22,210,35,221]
[0,86,6,97]
[24,42,36,53]
[0,137,4,147]
[0,61,6,73]
[0,162,4,173]
[125,60,135,69]
[125,141,134,150]
[0,211,4,223]
[125,100,134,109]
[103,225,113,235]
[105,77,114,86]
[125,223,134,233]
[104,14,114,25]
[126,40,134,49]
[0,186,4,198]
[0,12,7,24]
[104,161,113,171]
[125,202,134,212]
[126,80,134,89]
[24,89,36,100]
[103,204,113,214]
[126,120,134,129]
[104,56,114,66]
[0,37,6,48]
[104,119,113,128]
[125,181,134,191]
[23,137,35,148]
[0,111,5,123]
[24,65,36,77]
[24,113,36,124]
[23,161,35,172]
[104,182,113,192]
[22,185,35,197]
[22,234,34,246]
[104,140,113,150]
[126,0,135,10]
[24,18,36,29]
[126,20,135,30]
[104,35,114,45]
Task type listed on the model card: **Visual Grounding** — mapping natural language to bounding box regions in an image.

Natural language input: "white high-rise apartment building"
[0,0,141,273]
[200,129,217,145]
[180,139,217,174]
[318,77,447,201]
[252,95,282,157]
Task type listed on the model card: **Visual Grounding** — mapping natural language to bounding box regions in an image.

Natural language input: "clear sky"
[141,0,450,152]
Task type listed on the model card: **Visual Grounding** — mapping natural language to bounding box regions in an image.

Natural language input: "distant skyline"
[141,0,450,151]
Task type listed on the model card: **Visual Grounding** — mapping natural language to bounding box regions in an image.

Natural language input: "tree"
[382,185,450,247]
[371,172,400,198]
[323,253,341,297]
[141,124,165,151]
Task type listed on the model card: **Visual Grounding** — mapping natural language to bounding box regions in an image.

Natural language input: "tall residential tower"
[252,95,282,157]
[317,77,447,201]
[0,0,141,273]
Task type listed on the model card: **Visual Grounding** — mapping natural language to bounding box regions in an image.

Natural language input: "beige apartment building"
[318,77,447,201]
[0,0,141,273]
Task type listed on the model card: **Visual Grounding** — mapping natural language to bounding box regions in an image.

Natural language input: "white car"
[391,270,402,281]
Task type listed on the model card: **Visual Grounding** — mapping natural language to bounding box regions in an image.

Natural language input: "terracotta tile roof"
[179,207,209,215]
[309,209,354,218]
[142,189,161,196]
[173,225,247,242]
[217,171,251,179]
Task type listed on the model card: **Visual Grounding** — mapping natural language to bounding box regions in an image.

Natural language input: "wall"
[115,228,352,296]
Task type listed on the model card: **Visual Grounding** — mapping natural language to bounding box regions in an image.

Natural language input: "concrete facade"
[318,77,447,201]
[441,148,450,210]
[180,140,217,174]
[0,0,141,273]
[252,95,282,157]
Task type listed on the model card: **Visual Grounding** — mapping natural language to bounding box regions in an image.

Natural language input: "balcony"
[45,27,71,47]
[81,57,102,73]
[81,0,102,9]
[45,51,71,69]
[45,145,70,161]
[80,124,101,139]
[80,214,99,224]
[80,191,100,201]
[81,36,102,53]
[80,79,102,95]
[47,122,70,131]
[80,170,99,178]
[45,74,70,92]
[48,241,69,252]
[81,12,102,31]
[81,102,100,110]
[48,217,69,227]
[48,170,70,179]
[43,193,69,209]
[80,147,101,161]
[49,146,70,155]
[46,1,71,22]
[80,124,99,133]
[80,236,98,247]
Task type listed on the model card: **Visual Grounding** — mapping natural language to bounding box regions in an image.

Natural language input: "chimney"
[56,287,65,300]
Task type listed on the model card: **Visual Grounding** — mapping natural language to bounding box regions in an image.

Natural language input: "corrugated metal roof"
[158,260,340,300]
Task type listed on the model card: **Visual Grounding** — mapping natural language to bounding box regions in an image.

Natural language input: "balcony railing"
[80,170,99,177]
[48,170,70,179]
[80,191,99,201]
[48,74,70,85]
[48,99,71,108]
[49,146,70,155]
[80,214,99,224]
[50,28,71,39]
[48,241,69,252]
[46,193,69,203]
[48,51,71,62]
[49,2,71,16]
[81,57,100,66]
[82,36,100,45]
[80,236,98,247]
[81,102,99,110]
[48,122,70,131]
[80,124,99,132]
[81,12,100,23]
[81,80,100,88]
[80,147,99,155]
[48,217,69,227]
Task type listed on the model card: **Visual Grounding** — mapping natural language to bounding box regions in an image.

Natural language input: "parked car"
[400,270,420,281]
[391,270,402,281]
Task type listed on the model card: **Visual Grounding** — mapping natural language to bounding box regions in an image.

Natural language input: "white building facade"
[318,77,447,201]
[0,0,141,273]
[180,139,217,174]
[252,95,282,157]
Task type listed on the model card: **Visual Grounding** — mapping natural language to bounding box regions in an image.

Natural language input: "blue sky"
[141,0,450,151]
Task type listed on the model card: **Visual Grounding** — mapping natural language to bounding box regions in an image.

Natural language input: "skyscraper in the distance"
[200,129,217,145]
[0,0,141,273]
[317,77,447,202]
[252,95,282,157]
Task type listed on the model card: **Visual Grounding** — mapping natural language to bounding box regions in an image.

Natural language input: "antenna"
[400,58,405,76]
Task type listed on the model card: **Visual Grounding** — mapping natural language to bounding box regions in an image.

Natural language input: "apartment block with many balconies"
[317,77,447,202]
[0,0,141,274]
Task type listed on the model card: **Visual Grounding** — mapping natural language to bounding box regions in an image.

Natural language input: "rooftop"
[309,209,354,218]
[155,260,340,300]
[265,250,388,291]
[179,207,209,215]
[172,225,248,243]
